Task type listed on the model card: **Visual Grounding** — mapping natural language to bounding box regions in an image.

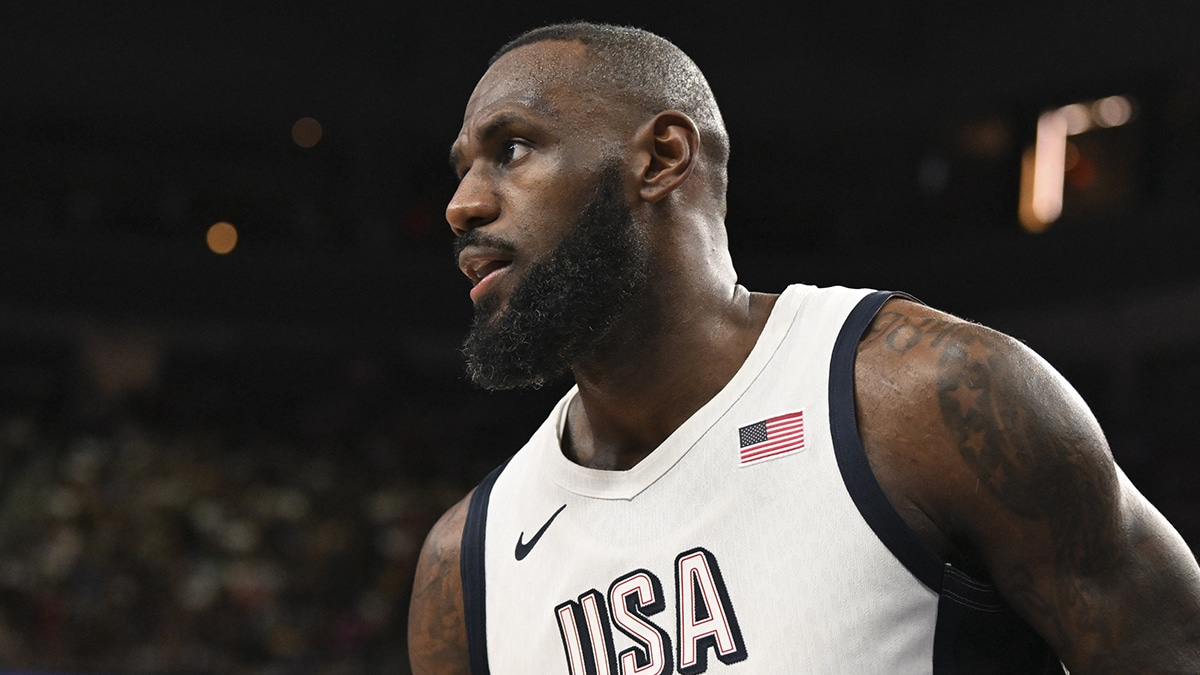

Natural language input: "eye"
[500,139,531,166]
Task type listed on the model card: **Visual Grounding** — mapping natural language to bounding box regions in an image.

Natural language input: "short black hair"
[491,22,730,195]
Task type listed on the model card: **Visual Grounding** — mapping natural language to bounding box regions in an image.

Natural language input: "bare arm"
[856,300,1200,673]
[408,491,473,675]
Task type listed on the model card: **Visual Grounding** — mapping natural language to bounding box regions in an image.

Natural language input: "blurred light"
[292,117,323,148]
[1026,109,1068,229]
[1093,95,1134,128]
[1018,147,1044,232]
[1017,93,1137,231]
[1058,103,1093,135]
[207,221,238,254]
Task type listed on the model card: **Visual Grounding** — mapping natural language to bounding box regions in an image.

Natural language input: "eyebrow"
[448,111,526,173]
[447,93,564,173]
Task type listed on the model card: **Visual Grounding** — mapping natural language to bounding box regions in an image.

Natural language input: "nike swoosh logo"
[514,504,567,561]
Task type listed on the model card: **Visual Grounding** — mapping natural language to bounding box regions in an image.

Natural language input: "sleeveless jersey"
[460,284,1062,674]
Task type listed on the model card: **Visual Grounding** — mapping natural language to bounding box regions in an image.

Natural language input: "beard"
[458,164,650,390]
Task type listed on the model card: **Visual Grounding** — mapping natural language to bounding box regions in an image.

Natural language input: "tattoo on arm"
[865,309,1150,668]
[868,311,1116,545]
[409,506,471,675]
[931,327,1117,549]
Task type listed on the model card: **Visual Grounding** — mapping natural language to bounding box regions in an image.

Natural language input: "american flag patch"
[738,410,805,466]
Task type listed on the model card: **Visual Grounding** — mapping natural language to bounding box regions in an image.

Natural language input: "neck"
[563,282,778,471]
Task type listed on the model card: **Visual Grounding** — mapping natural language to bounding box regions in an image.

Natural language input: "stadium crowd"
[0,345,521,674]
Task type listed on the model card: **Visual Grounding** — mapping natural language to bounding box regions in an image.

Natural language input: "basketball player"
[409,22,1200,674]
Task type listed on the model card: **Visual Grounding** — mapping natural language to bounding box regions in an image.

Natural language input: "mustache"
[452,229,518,263]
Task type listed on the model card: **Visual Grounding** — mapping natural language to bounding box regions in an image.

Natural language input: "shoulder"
[853,297,1111,515]
[852,298,1114,557]
[854,296,1091,459]
[851,299,1200,669]
[408,490,474,675]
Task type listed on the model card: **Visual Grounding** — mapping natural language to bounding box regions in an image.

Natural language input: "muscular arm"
[856,299,1200,673]
[408,491,473,675]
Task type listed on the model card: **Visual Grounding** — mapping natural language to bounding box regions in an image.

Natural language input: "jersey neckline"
[536,284,812,500]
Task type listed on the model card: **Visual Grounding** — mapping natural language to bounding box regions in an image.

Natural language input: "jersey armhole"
[827,290,946,591]
[460,458,510,675]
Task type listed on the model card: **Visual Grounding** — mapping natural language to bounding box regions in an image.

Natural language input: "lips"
[469,258,510,284]
[469,263,512,303]
[458,245,514,303]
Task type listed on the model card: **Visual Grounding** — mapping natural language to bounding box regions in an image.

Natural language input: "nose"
[446,169,499,237]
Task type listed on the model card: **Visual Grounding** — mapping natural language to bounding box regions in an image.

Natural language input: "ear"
[634,110,700,203]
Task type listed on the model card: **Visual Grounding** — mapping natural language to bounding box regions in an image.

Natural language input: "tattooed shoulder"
[863,300,1117,523]
[855,301,1158,665]
[408,492,473,675]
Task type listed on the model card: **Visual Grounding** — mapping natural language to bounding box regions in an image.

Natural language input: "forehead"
[461,40,592,126]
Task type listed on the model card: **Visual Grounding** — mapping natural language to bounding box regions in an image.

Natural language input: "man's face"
[456,163,648,389]
[446,42,649,389]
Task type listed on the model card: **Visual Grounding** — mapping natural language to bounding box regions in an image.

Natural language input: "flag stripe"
[742,430,804,454]
[742,444,804,463]
[742,446,799,463]
[741,435,805,461]
[763,423,802,437]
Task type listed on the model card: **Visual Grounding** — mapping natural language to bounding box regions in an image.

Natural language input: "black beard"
[459,165,649,390]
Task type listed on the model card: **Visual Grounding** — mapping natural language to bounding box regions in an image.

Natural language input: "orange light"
[207,222,238,254]
[292,117,323,148]
[1018,147,1047,233]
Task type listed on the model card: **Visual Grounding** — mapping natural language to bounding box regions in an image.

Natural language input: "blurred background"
[0,1,1198,672]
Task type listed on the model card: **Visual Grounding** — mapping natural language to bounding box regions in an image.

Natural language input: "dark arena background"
[1,1,1199,672]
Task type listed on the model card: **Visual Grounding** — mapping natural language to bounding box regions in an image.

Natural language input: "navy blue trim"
[933,567,1062,673]
[828,290,946,591]
[461,459,510,675]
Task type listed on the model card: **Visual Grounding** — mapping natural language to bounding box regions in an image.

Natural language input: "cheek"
[506,197,576,255]
[504,159,601,254]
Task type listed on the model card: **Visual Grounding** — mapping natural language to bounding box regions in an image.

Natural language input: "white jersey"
[459,284,1061,674]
